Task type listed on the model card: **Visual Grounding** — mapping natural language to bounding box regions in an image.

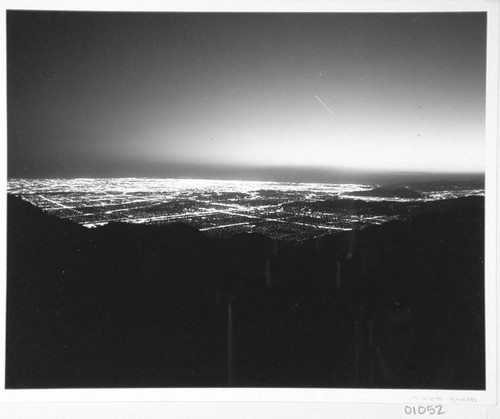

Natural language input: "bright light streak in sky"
[314,95,335,116]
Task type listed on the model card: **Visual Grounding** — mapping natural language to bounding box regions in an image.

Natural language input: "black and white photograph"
[2,1,499,416]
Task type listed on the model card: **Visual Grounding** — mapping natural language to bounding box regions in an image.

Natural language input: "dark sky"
[7,11,486,181]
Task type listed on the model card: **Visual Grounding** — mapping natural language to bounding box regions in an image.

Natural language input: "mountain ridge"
[6,194,485,389]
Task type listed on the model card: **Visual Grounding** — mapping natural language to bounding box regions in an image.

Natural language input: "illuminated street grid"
[8,178,485,241]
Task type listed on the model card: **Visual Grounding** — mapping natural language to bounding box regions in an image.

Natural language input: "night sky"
[7,11,486,182]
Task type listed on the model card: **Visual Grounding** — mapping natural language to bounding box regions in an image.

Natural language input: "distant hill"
[343,186,424,199]
[6,194,485,390]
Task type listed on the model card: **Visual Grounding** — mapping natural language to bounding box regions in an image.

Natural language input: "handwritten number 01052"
[404,405,446,415]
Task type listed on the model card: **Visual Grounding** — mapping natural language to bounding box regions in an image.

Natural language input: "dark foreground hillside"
[6,195,485,389]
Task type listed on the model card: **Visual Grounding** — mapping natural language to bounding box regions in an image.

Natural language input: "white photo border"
[0,0,498,410]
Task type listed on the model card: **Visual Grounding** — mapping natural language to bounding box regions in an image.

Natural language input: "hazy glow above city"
[8,12,486,180]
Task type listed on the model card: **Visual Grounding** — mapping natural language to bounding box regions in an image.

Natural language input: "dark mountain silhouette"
[6,194,484,389]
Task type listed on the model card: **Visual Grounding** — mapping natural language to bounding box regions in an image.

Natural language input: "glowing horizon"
[8,12,486,180]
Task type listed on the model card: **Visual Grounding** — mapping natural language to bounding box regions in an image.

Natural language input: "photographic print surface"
[6,11,486,390]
